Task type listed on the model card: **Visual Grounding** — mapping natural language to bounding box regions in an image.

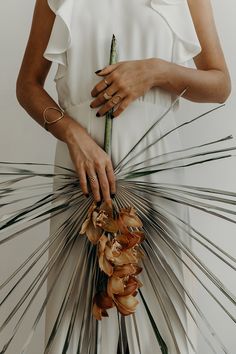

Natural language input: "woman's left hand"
[90,58,163,118]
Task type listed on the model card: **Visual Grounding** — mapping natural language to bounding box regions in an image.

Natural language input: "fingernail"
[111,113,115,119]
[96,112,101,117]
[111,193,116,199]
[85,193,89,198]
[96,200,102,207]
[90,103,93,108]
[95,69,102,74]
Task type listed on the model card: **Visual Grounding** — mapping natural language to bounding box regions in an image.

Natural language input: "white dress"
[43,1,201,353]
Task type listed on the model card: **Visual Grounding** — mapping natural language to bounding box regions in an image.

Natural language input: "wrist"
[48,114,85,143]
[147,57,171,89]
[63,117,87,145]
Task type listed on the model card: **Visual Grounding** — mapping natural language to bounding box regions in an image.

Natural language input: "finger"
[96,92,125,117]
[91,76,112,98]
[90,82,119,108]
[106,160,116,196]
[76,164,89,197]
[96,165,111,203]
[86,169,101,203]
[112,97,131,118]
[95,63,121,76]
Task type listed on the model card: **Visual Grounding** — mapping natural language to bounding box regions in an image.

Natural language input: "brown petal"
[107,276,125,297]
[111,240,122,257]
[104,243,117,262]
[98,235,114,276]
[99,252,113,276]
[122,277,139,296]
[100,200,113,215]
[95,201,119,233]
[112,248,138,266]
[79,202,103,243]
[119,207,143,229]
[79,218,90,235]
[86,221,103,244]
[115,232,142,249]
[114,294,139,316]
[95,292,114,309]
[113,263,140,278]
[91,209,100,227]
[98,233,109,252]
[92,300,110,320]
[133,264,143,275]
[96,214,119,233]
[92,302,102,320]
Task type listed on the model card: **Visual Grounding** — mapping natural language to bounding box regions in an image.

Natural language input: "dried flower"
[92,292,114,320]
[113,294,139,316]
[79,202,103,244]
[95,201,119,233]
[98,234,114,276]
[118,206,143,234]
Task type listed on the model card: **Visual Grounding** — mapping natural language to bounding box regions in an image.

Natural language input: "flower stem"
[104,34,118,156]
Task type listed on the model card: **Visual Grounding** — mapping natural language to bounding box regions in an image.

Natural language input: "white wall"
[0,1,235,353]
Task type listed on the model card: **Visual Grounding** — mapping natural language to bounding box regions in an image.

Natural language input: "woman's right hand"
[64,119,116,204]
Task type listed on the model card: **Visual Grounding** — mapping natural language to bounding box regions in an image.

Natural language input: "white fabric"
[44,1,201,353]
[150,0,201,63]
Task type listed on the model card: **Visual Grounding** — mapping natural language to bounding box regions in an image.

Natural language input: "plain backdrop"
[0,1,235,353]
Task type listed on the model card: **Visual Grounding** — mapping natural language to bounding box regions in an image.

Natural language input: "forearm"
[150,58,231,104]
[16,80,84,143]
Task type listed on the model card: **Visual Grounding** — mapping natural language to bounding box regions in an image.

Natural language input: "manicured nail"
[95,69,102,74]
[96,112,101,117]
[90,103,93,108]
[111,193,116,199]
[96,200,102,207]
[85,193,89,198]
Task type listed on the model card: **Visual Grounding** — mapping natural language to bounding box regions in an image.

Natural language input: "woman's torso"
[44,0,201,111]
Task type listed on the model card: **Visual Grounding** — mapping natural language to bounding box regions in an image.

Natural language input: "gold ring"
[111,95,122,105]
[104,79,109,87]
[103,92,113,100]
[88,175,97,184]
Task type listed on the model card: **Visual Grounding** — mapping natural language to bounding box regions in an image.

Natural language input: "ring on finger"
[88,175,97,184]
[104,79,109,87]
[111,95,122,105]
[103,91,113,100]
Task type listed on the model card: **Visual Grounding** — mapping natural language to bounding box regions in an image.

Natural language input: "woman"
[16,0,231,353]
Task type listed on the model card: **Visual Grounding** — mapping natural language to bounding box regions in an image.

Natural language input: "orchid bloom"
[79,202,103,244]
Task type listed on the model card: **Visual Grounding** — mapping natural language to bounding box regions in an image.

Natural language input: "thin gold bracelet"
[43,107,65,131]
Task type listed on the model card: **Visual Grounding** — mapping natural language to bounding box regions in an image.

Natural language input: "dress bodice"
[44,0,201,110]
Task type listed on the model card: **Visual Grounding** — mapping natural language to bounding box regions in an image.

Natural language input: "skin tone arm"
[16,0,116,205]
[90,0,231,117]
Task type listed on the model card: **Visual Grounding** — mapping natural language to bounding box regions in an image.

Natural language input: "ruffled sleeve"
[150,0,202,64]
[43,0,73,79]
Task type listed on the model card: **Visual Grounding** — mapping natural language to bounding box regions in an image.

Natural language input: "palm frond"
[0,96,235,353]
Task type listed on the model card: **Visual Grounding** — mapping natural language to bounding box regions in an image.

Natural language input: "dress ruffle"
[150,0,202,63]
[43,0,202,79]
[43,0,74,79]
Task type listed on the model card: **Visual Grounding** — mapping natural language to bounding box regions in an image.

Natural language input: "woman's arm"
[16,0,116,203]
[151,0,231,103]
[16,0,76,142]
